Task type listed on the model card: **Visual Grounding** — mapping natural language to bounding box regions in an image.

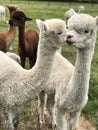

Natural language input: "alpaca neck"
[6,25,16,50]
[18,25,25,51]
[68,46,94,103]
[30,34,57,84]
[17,34,58,105]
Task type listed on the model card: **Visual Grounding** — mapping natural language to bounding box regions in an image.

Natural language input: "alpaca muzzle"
[9,20,14,25]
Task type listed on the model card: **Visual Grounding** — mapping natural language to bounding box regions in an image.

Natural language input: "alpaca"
[55,9,98,130]
[0,5,5,21]
[9,10,39,68]
[38,9,98,130]
[0,11,67,130]
[0,5,18,52]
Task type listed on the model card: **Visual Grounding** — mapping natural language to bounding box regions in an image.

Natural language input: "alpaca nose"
[66,33,74,45]
[67,34,73,39]
[9,20,13,25]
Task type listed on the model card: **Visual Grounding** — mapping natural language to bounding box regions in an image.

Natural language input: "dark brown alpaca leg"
[29,57,36,68]
[20,56,26,68]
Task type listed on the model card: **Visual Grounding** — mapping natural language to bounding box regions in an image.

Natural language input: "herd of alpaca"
[9,10,39,68]
[0,5,38,68]
[0,4,97,130]
[38,9,98,130]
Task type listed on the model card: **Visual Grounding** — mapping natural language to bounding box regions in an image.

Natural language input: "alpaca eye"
[57,32,62,35]
[84,30,89,33]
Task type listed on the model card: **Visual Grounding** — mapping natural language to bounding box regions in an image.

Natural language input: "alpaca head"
[9,11,32,27]
[78,6,85,14]
[36,19,67,49]
[65,9,98,49]
[6,5,19,14]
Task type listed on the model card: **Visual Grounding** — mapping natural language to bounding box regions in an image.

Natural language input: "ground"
[0,99,96,130]
[39,110,96,130]
[19,100,97,130]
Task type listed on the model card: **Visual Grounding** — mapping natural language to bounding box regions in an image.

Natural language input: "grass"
[0,0,98,129]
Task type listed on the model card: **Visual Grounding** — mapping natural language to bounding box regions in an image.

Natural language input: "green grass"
[0,0,98,128]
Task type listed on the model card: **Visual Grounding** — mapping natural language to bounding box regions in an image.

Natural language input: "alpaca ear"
[6,5,10,9]
[78,6,85,14]
[65,9,76,21]
[26,17,32,21]
[6,5,10,8]
[95,16,98,27]
[16,6,19,11]
[6,5,8,7]
[36,19,47,32]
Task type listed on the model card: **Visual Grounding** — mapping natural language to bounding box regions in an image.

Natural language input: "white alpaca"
[0,5,5,21]
[55,9,98,130]
[0,18,67,130]
[38,9,98,130]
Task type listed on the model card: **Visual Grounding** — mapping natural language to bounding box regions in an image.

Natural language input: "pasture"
[0,0,98,129]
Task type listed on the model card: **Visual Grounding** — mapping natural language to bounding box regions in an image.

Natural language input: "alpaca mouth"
[66,39,74,45]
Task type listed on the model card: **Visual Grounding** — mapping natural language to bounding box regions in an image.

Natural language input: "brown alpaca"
[0,5,18,52]
[9,10,39,68]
